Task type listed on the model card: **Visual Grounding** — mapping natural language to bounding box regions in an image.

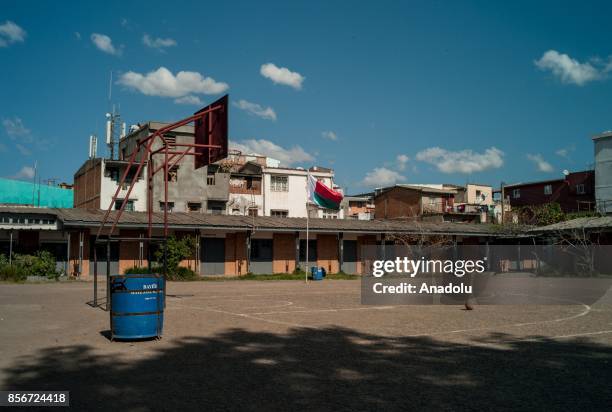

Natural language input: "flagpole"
[305,170,309,283]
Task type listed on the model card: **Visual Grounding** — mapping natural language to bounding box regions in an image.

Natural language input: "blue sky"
[1,0,611,194]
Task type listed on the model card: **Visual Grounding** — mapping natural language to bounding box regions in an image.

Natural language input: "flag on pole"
[307,174,343,210]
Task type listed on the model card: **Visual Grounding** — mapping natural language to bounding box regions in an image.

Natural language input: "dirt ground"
[1,280,611,411]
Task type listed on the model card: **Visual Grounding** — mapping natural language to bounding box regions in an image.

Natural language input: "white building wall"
[99,160,148,212]
[262,168,343,218]
[227,192,264,215]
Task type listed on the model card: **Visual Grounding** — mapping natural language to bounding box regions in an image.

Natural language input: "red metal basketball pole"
[95,103,226,241]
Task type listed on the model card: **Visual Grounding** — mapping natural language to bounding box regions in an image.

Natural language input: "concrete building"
[74,158,147,211]
[263,166,341,218]
[341,194,375,220]
[594,131,612,214]
[374,185,457,220]
[118,122,230,214]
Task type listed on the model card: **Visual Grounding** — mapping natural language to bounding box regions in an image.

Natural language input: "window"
[476,190,482,198]
[108,167,120,183]
[159,201,174,212]
[322,210,338,219]
[114,199,134,211]
[251,239,273,261]
[299,239,317,262]
[271,210,288,218]
[187,202,202,212]
[271,175,288,192]
[207,173,215,186]
[167,166,178,182]
[544,184,552,195]
[248,208,258,217]
[512,189,520,199]
[207,200,226,215]
[576,184,586,195]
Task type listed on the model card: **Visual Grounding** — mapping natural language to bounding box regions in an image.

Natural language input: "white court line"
[170,302,316,329]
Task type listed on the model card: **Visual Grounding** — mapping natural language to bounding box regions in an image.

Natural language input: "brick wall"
[317,234,339,274]
[273,233,296,273]
[225,233,248,275]
[374,187,421,219]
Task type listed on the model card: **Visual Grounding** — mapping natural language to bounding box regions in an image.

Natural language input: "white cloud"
[2,117,30,138]
[0,21,26,47]
[12,166,35,180]
[396,154,410,171]
[361,167,406,188]
[15,143,31,156]
[535,50,601,86]
[120,18,129,28]
[230,139,313,166]
[555,145,575,161]
[118,67,228,100]
[321,131,338,141]
[416,146,504,174]
[174,95,202,105]
[527,153,554,172]
[260,63,304,90]
[142,34,177,51]
[233,99,277,121]
[74,31,81,40]
[91,33,121,56]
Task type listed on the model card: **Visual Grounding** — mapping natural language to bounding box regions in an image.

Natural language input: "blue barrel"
[110,274,164,340]
[311,267,324,281]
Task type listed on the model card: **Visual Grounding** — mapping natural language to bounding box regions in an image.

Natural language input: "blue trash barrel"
[311,267,324,281]
[110,274,164,340]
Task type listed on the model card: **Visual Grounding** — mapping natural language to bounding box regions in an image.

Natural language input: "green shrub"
[154,236,197,279]
[0,251,59,281]
[0,262,27,281]
[124,265,197,281]
[124,266,160,275]
[169,266,198,281]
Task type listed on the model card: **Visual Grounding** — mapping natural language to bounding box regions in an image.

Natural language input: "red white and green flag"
[307,174,343,210]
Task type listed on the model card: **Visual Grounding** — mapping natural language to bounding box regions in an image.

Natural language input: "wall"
[99,160,148,212]
[317,234,339,273]
[374,187,421,219]
[273,233,296,273]
[595,135,612,213]
[465,184,494,205]
[73,159,102,209]
[0,178,73,208]
[119,122,230,213]
[506,171,595,213]
[263,168,334,217]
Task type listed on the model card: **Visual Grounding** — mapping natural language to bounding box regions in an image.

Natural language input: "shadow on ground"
[3,327,612,410]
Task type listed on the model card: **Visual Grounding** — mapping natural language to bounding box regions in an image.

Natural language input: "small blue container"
[110,274,164,340]
[311,267,324,281]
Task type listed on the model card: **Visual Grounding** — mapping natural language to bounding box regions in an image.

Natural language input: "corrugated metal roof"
[0,206,514,236]
[531,216,612,232]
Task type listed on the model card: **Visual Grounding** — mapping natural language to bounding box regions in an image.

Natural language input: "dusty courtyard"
[1,280,611,410]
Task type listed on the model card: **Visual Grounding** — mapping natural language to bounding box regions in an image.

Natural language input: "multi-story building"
[223,152,341,218]
[117,121,230,214]
[73,158,147,211]
[341,194,375,220]
[594,131,612,214]
[503,170,595,214]
[373,185,457,219]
